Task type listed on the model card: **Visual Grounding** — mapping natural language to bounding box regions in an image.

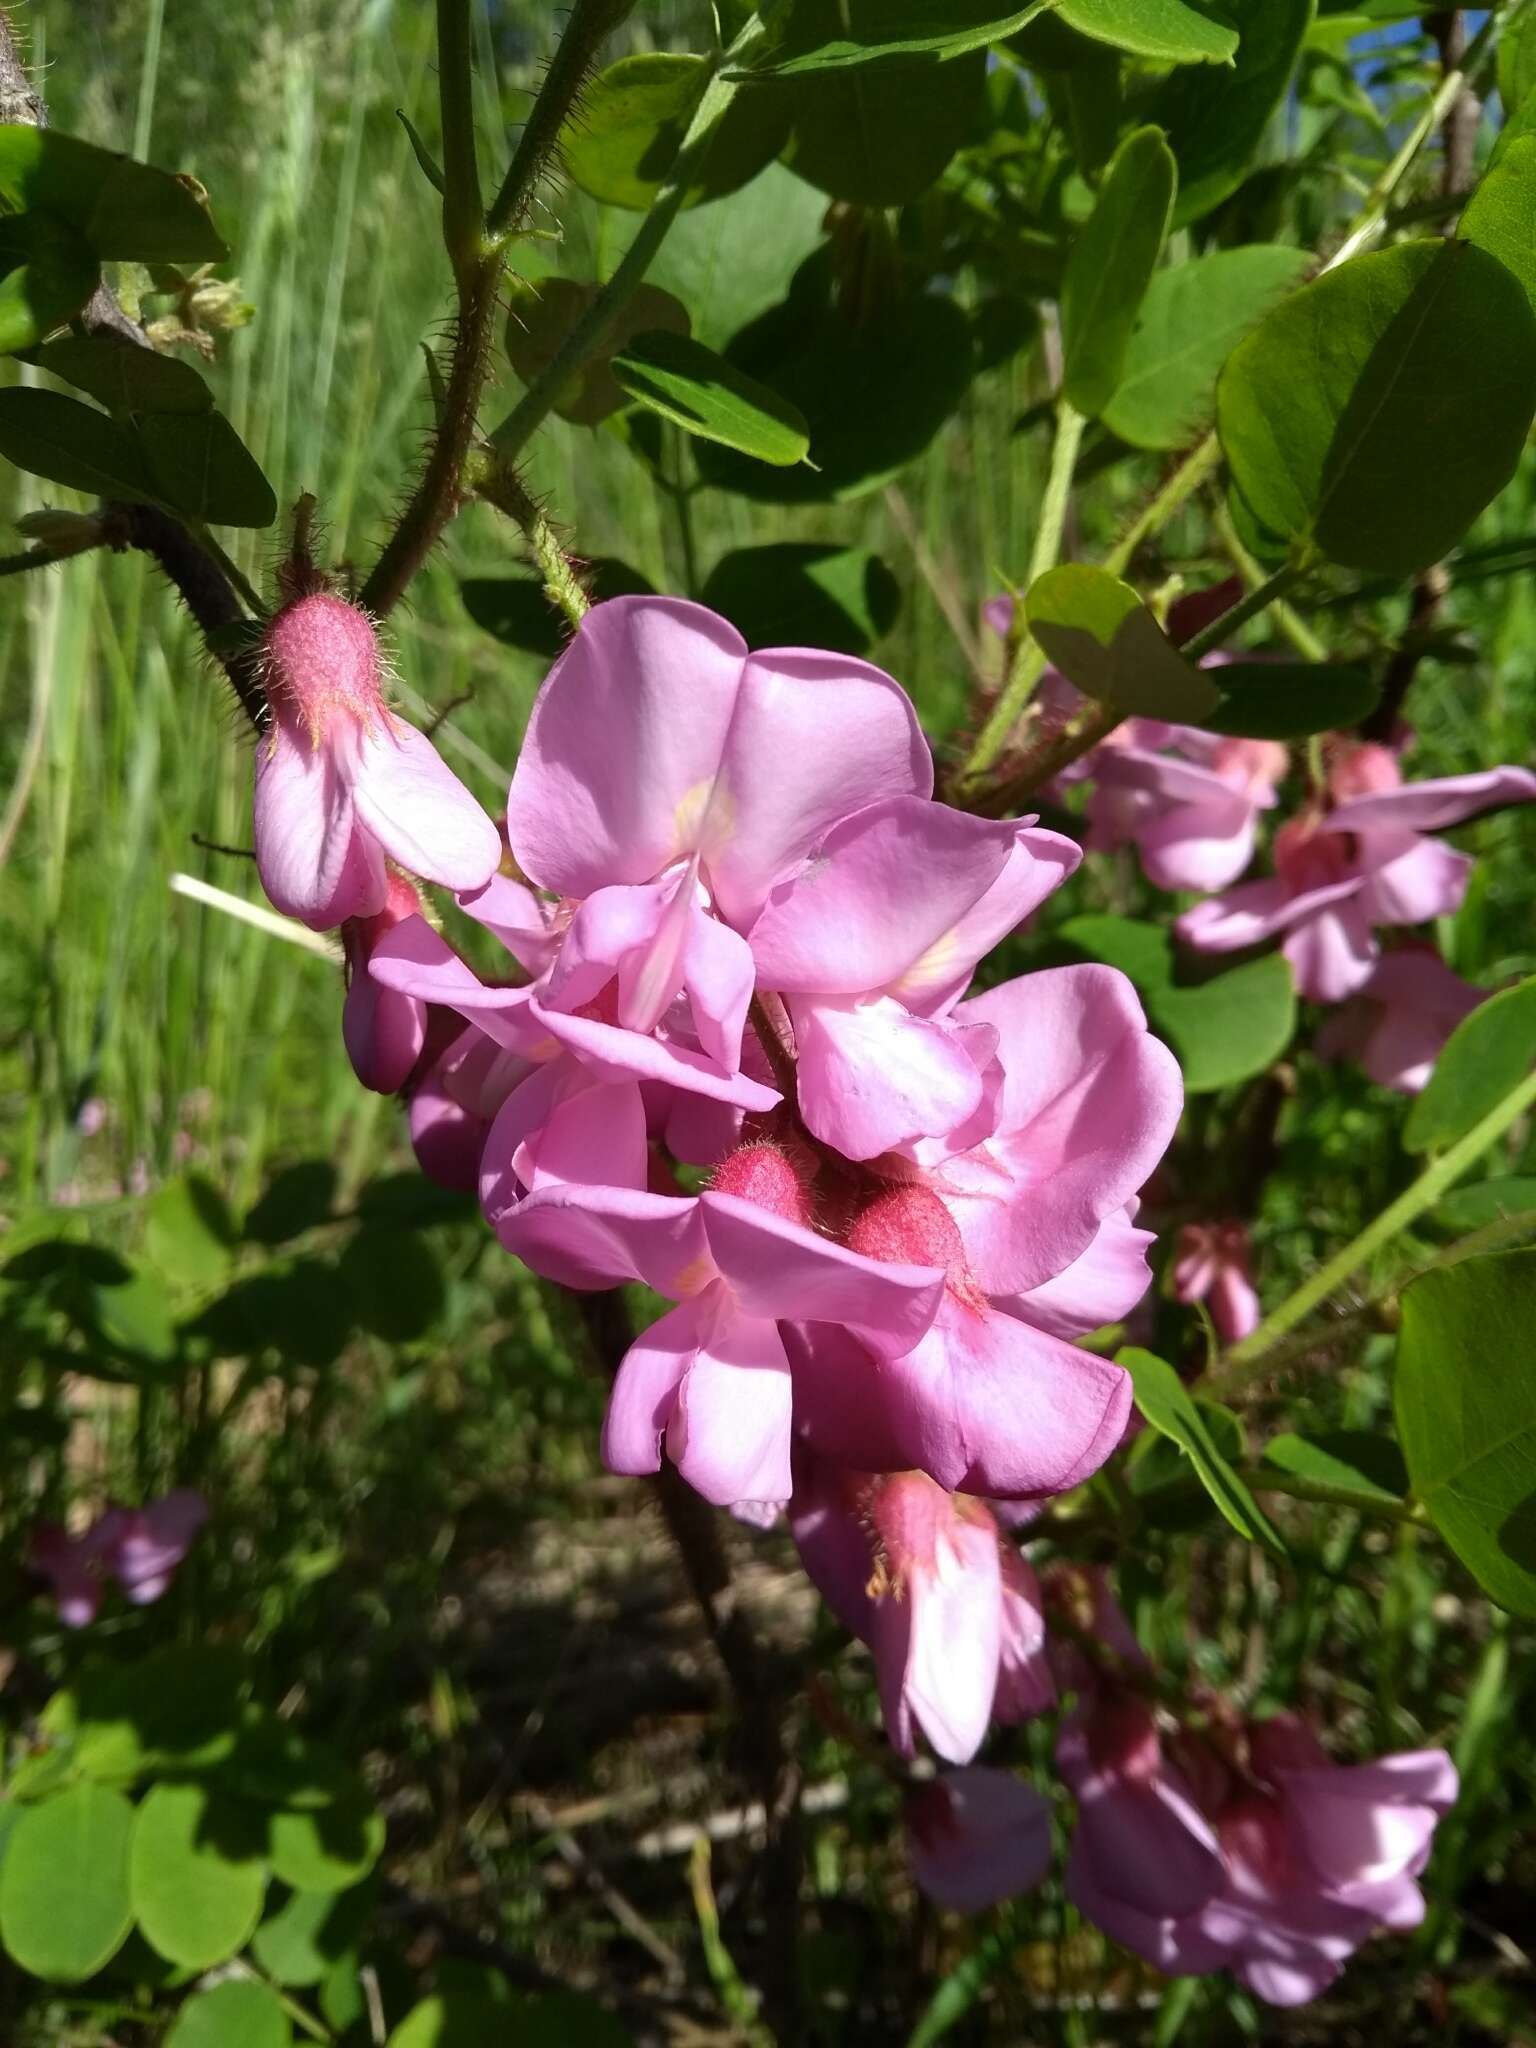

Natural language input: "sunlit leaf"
[1060,125,1176,418]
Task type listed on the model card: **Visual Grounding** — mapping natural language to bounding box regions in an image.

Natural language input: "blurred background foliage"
[3,1,1536,2042]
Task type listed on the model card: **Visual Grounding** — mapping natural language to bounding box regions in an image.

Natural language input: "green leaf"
[1217,239,1536,575]
[166,1981,292,2048]
[388,1997,511,2048]
[91,1256,180,1368]
[694,287,973,502]
[145,1174,238,1289]
[1200,660,1380,738]
[1459,134,1536,316]
[1120,1348,1286,1552]
[610,328,809,464]
[641,161,828,349]
[1431,1176,1536,1238]
[1055,0,1239,64]
[1024,564,1221,718]
[250,1879,375,1987]
[744,0,1056,73]
[562,53,789,209]
[1149,954,1297,1093]
[338,1226,444,1343]
[699,542,900,654]
[73,1645,248,1783]
[460,558,655,658]
[1061,125,1177,418]
[1404,977,1536,1154]
[1059,913,1297,1092]
[783,46,985,206]
[0,124,226,261]
[1498,5,1536,121]
[504,1994,635,2047]
[0,1783,135,1981]
[1262,1430,1409,1504]
[267,1767,385,1894]
[0,212,99,354]
[0,384,157,499]
[1153,0,1314,225]
[244,1161,337,1245]
[130,1782,268,1969]
[1396,1249,1536,1615]
[134,410,278,528]
[1102,244,1311,450]
[34,333,214,413]
[506,277,691,426]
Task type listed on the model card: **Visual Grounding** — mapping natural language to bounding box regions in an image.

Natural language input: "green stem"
[1179,556,1309,662]
[473,461,590,628]
[1234,1466,1426,1524]
[1213,1063,1536,1380]
[1326,3,1507,272]
[435,0,482,280]
[1101,432,1224,580]
[959,398,1086,784]
[487,35,755,467]
[1213,500,1327,661]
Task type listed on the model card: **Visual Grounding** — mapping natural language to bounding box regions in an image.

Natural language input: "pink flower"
[748,797,1079,1158]
[793,967,1181,1499]
[1087,731,1289,893]
[1171,1220,1261,1345]
[1177,743,1536,1002]
[1314,944,1485,1094]
[905,1768,1054,1913]
[790,1454,1053,1762]
[506,596,932,932]
[29,1490,208,1626]
[253,592,501,929]
[498,1145,944,1507]
[1063,1702,1459,2007]
[341,872,430,1092]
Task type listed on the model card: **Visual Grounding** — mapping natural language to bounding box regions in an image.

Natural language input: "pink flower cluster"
[255,592,1181,1518]
[29,1490,208,1627]
[245,587,1461,2004]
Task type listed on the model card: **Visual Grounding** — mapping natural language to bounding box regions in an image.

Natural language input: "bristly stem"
[473,458,590,629]
[487,0,636,241]
[435,0,483,279]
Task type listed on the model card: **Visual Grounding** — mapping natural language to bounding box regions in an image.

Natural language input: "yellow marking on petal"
[673,778,733,863]
[670,1253,717,1300]
[888,928,965,1005]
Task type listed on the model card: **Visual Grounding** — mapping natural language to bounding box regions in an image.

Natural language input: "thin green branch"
[473,459,590,629]
[1233,1466,1427,1524]
[486,26,760,468]
[1179,555,1311,662]
[1210,1065,1536,1384]
[1213,499,1328,661]
[436,0,483,279]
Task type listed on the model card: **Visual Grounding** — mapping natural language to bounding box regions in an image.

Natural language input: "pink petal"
[798,1296,1133,1500]
[789,1453,880,1639]
[494,1182,705,1292]
[666,1307,796,1505]
[369,917,547,1054]
[602,1297,698,1476]
[882,1513,1002,1763]
[350,715,502,893]
[1137,798,1258,893]
[458,873,560,978]
[1006,1207,1155,1341]
[479,1060,649,1219]
[506,598,752,898]
[699,1192,943,1356]
[683,907,756,1072]
[993,1547,1056,1722]
[529,999,779,1110]
[1280,1750,1457,1890]
[907,1769,1053,1913]
[1282,900,1377,1002]
[748,799,1029,998]
[1326,764,1536,835]
[705,648,934,930]
[344,969,426,1094]
[409,1032,501,1190]
[1355,832,1471,926]
[112,1490,208,1603]
[1057,1711,1225,1920]
[253,715,383,928]
[792,996,988,1160]
[949,967,1183,1295]
[1177,873,1361,954]
[542,882,671,1016]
